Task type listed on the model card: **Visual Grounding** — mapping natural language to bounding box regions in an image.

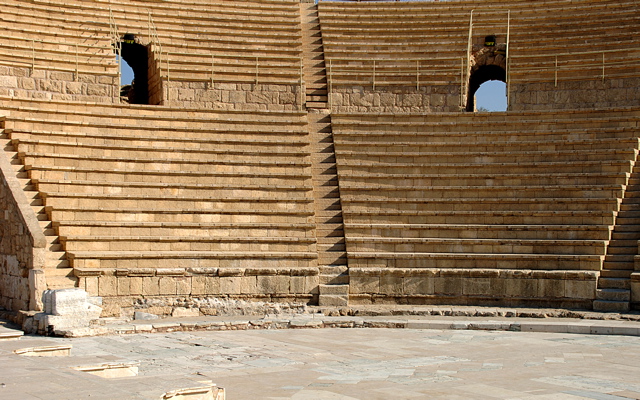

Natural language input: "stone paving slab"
[1,323,640,399]
[2,311,640,399]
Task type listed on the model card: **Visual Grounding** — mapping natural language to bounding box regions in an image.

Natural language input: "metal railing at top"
[509,48,640,85]
[327,57,462,86]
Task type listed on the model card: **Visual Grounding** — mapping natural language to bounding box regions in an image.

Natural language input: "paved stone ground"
[2,315,640,399]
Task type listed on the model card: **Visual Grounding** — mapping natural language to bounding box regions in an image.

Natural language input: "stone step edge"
[45,312,640,338]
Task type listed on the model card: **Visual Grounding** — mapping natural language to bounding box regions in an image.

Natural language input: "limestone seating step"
[0,1,302,34]
[338,184,623,200]
[22,153,312,171]
[3,103,309,126]
[334,149,636,164]
[68,251,318,270]
[35,180,311,197]
[8,120,309,138]
[23,157,311,176]
[597,277,631,290]
[54,220,315,235]
[348,252,603,271]
[336,160,633,175]
[42,195,313,211]
[331,123,640,137]
[343,198,617,213]
[343,210,615,226]
[28,168,311,187]
[337,173,628,188]
[592,300,630,313]
[596,287,631,302]
[330,111,639,127]
[62,237,315,253]
[333,136,639,151]
[345,223,611,241]
[346,237,606,256]
[342,197,618,209]
[15,140,311,159]
[606,244,638,255]
[600,269,633,279]
[47,210,314,225]
[9,130,310,149]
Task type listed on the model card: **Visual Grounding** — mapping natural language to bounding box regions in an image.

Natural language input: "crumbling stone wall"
[0,66,117,103]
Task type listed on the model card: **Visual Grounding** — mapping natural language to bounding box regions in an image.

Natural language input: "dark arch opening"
[466,64,506,112]
[119,37,149,104]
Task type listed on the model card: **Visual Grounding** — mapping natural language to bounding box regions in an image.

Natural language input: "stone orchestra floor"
[2,312,640,399]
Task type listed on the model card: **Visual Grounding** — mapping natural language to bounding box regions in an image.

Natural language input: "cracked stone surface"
[1,322,640,399]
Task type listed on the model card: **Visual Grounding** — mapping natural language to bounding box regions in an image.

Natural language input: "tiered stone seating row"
[0,98,317,297]
[0,0,303,89]
[0,1,116,77]
[318,0,640,89]
[332,108,640,306]
[104,0,303,85]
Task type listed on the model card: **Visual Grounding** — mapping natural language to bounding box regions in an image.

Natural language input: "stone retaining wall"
[166,82,303,111]
[0,66,117,103]
[348,268,598,309]
[510,78,640,111]
[330,85,461,113]
[75,267,319,317]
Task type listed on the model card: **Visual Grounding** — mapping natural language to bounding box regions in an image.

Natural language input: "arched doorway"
[466,64,506,112]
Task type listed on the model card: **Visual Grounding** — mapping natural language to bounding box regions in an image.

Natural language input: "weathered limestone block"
[41,289,102,332]
[0,76,18,87]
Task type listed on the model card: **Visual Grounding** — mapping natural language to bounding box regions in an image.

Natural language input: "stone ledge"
[48,305,640,338]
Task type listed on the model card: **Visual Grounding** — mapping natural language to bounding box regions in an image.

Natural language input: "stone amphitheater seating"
[332,108,640,308]
[0,0,639,317]
[0,97,317,302]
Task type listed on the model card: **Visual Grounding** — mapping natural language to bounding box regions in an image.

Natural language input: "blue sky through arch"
[475,80,507,112]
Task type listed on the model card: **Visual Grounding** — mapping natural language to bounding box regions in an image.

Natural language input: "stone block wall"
[76,267,319,317]
[349,268,597,309]
[330,85,461,113]
[166,82,303,111]
[0,66,118,103]
[510,77,640,111]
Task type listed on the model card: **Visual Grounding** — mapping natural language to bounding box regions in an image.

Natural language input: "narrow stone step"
[598,277,631,290]
[318,284,349,306]
[596,288,630,301]
[600,269,633,278]
[593,299,630,313]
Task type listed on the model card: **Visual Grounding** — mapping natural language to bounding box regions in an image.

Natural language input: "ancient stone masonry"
[0,0,639,331]
[0,128,46,312]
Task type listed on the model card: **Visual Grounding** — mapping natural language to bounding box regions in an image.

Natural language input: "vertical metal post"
[328,59,333,110]
[166,52,170,101]
[75,44,79,82]
[372,60,376,90]
[465,10,474,108]
[255,56,259,86]
[555,56,558,87]
[460,57,465,108]
[211,54,216,89]
[505,10,511,109]
[300,59,304,111]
